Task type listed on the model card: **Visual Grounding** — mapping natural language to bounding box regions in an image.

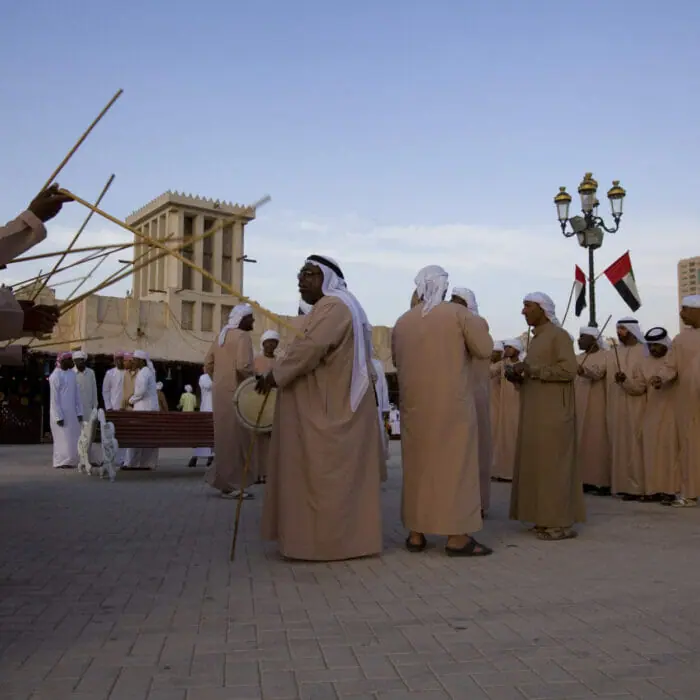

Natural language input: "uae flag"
[603,251,642,312]
[574,265,587,317]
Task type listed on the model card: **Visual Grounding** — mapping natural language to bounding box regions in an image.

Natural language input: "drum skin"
[232,376,277,433]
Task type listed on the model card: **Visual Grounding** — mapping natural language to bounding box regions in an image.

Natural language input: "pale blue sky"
[2,0,699,338]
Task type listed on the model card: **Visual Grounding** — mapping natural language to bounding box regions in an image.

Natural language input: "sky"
[2,0,699,340]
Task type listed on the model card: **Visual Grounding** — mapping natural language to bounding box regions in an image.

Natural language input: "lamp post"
[554,173,626,327]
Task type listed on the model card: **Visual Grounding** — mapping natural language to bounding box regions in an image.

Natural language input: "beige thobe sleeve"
[235,334,254,381]
[0,287,24,341]
[528,330,578,382]
[653,346,679,385]
[204,341,216,377]
[620,360,647,396]
[273,301,346,388]
[458,310,493,359]
[490,361,503,378]
[0,211,47,267]
[580,352,607,380]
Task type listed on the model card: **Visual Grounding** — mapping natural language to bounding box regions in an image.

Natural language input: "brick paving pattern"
[1,443,700,699]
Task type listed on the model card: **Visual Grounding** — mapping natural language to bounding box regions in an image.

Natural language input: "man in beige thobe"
[492,338,522,481]
[393,266,494,557]
[451,287,492,517]
[204,303,255,498]
[0,186,71,345]
[650,296,700,508]
[509,292,584,541]
[575,327,611,495]
[257,255,382,562]
[640,327,679,500]
[607,318,647,500]
[252,329,280,484]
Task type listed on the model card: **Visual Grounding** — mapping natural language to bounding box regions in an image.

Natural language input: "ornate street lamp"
[554,173,626,326]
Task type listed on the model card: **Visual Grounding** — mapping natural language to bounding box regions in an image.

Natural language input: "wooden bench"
[104,411,214,448]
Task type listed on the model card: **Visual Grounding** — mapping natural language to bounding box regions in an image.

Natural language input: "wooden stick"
[40,90,123,192]
[8,242,133,264]
[60,226,220,314]
[560,279,576,326]
[579,314,613,370]
[29,335,104,349]
[61,189,302,336]
[32,174,116,301]
[12,244,132,291]
[230,391,271,562]
[64,243,127,303]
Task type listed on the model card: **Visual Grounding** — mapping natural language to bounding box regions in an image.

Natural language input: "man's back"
[393,301,491,409]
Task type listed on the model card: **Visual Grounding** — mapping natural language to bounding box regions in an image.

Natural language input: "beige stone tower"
[125,191,256,335]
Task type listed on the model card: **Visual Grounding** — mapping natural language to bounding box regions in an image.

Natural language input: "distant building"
[678,256,700,307]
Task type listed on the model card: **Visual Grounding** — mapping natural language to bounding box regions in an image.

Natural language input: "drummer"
[203,303,256,498]
[256,254,383,562]
[252,330,280,484]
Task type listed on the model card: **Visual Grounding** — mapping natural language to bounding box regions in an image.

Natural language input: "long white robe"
[102,367,126,465]
[75,367,99,462]
[124,366,160,468]
[193,373,214,458]
[49,368,82,468]
[371,358,390,473]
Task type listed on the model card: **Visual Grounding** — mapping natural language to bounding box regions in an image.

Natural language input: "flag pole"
[560,279,576,326]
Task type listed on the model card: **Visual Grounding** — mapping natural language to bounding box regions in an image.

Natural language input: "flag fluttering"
[574,265,587,317]
[603,251,641,312]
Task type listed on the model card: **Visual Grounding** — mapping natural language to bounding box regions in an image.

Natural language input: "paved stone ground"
[2,443,700,700]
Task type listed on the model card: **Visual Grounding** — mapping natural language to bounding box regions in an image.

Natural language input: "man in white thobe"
[190,367,215,468]
[371,357,391,480]
[49,351,83,468]
[73,350,99,464]
[125,350,160,469]
[102,351,126,465]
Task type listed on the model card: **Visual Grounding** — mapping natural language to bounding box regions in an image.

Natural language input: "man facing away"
[575,327,611,495]
[607,318,647,500]
[650,297,700,507]
[508,292,584,541]
[256,255,383,562]
[204,304,255,498]
[73,350,99,465]
[451,286,492,518]
[49,351,83,468]
[392,265,494,557]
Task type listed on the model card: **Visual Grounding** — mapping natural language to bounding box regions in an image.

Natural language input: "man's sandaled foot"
[537,528,578,541]
[445,537,493,557]
[405,533,427,553]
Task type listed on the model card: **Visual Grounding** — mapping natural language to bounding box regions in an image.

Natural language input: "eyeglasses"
[298,269,322,280]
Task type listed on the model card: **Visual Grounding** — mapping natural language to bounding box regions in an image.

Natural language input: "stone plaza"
[1,442,700,700]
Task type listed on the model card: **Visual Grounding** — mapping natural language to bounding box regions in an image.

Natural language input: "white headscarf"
[503,337,526,360]
[579,326,610,350]
[260,329,280,351]
[415,265,449,316]
[156,381,163,391]
[218,303,253,346]
[493,340,504,353]
[133,350,147,360]
[72,350,86,360]
[305,255,371,412]
[298,299,313,315]
[452,287,479,315]
[681,295,700,308]
[184,384,193,393]
[645,326,672,349]
[616,317,645,344]
[523,292,561,327]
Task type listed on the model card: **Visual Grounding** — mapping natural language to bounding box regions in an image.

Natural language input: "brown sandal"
[536,528,578,541]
